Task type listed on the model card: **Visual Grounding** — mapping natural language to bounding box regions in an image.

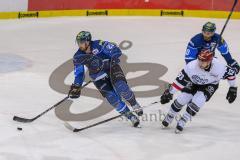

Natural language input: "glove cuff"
[229,86,237,91]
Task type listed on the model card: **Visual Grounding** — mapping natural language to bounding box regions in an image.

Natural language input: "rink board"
[1,9,240,19]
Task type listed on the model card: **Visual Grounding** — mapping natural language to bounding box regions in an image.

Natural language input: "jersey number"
[177,72,184,80]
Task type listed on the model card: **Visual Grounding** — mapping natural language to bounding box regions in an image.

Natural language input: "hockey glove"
[69,84,81,99]
[226,86,237,103]
[229,59,240,74]
[160,89,173,104]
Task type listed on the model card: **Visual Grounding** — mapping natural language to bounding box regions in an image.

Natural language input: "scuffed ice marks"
[0,152,73,160]
[0,54,32,73]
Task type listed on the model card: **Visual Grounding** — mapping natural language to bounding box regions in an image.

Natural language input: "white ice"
[0,16,240,160]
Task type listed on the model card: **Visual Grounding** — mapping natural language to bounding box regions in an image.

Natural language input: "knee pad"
[186,102,200,116]
[171,100,184,112]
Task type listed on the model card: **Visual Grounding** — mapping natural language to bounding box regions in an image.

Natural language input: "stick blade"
[73,128,81,132]
[63,122,83,132]
[13,116,33,123]
[63,122,75,132]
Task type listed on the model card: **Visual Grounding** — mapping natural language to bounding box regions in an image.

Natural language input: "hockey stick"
[64,100,160,132]
[211,0,238,52]
[13,80,92,123]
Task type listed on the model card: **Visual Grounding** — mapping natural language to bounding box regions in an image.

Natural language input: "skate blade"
[133,123,142,128]
[63,122,75,131]
[175,129,182,134]
[135,124,142,128]
[161,124,169,129]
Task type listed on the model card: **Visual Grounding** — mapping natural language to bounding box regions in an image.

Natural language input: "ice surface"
[0,17,240,160]
[0,54,31,73]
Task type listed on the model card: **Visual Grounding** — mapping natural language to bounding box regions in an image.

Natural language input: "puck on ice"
[17,127,22,131]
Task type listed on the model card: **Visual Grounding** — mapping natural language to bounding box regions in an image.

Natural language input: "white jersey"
[184,58,226,85]
[172,58,236,91]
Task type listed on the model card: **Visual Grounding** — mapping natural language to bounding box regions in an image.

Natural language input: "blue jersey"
[185,33,234,64]
[73,40,122,86]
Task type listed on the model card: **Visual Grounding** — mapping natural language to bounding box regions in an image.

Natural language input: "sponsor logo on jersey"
[192,75,208,84]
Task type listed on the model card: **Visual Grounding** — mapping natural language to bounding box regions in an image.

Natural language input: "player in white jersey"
[160,49,237,133]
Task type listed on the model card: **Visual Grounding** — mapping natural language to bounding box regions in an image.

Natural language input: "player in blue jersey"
[68,31,143,127]
[185,22,239,73]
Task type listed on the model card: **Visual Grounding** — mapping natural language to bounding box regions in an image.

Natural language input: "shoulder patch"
[221,38,225,44]
[99,40,104,46]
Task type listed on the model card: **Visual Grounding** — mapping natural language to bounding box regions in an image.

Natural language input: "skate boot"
[124,112,140,127]
[175,117,187,133]
[132,102,143,116]
[161,108,177,128]
[175,112,192,133]
[162,113,174,128]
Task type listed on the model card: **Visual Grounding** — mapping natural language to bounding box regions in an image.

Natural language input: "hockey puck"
[17,127,22,131]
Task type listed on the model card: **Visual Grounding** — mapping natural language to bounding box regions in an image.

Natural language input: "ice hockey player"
[68,31,143,127]
[160,49,237,133]
[185,22,240,74]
